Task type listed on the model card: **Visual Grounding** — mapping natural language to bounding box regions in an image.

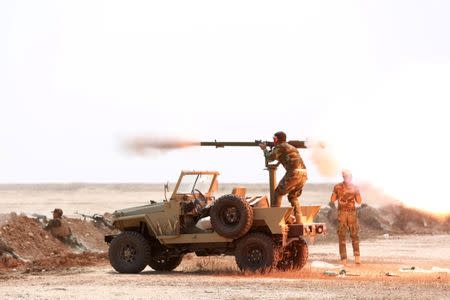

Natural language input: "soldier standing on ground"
[44,208,86,251]
[330,170,362,265]
[259,131,307,224]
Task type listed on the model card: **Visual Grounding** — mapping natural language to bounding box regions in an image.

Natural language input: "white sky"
[1,1,449,183]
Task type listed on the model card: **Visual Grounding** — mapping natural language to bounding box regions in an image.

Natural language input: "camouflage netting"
[0,213,116,271]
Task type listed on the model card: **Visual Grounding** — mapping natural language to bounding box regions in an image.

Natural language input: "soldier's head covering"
[52,208,63,216]
[274,131,287,143]
[342,169,352,182]
[342,169,352,177]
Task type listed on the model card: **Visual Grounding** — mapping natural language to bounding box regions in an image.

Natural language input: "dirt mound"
[380,204,450,234]
[0,213,116,271]
[315,204,450,242]
[0,213,70,260]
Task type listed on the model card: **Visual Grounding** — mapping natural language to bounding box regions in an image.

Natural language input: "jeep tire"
[109,231,151,274]
[277,238,309,271]
[210,194,253,239]
[148,244,183,271]
[234,232,277,272]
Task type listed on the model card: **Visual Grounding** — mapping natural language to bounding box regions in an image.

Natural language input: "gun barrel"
[200,140,307,149]
[200,141,260,148]
[32,213,47,220]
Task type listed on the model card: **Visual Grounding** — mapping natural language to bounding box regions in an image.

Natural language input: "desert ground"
[1,235,449,299]
[1,183,449,299]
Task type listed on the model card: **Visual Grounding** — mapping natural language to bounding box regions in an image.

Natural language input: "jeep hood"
[112,202,165,220]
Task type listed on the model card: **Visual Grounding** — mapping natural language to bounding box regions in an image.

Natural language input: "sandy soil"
[1,235,449,299]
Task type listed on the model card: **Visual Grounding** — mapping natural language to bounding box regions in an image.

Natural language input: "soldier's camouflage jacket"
[264,142,306,173]
[332,182,361,212]
[45,217,72,239]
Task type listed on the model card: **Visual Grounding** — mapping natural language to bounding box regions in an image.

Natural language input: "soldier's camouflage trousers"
[58,235,87,251]
[274,171,307,223]
[337,210,360,259]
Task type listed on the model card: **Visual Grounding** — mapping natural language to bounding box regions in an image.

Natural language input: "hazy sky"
[1,1,449,184]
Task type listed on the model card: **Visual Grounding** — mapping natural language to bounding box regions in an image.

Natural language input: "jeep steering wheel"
[193,189,207,206]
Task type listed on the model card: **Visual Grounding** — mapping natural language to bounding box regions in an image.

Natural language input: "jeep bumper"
[104,234,117,244]
[287,223,327,238]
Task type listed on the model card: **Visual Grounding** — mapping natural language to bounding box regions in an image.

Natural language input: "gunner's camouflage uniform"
[264,142,307,223]
[332,182,361,259]
[45,218,86,250]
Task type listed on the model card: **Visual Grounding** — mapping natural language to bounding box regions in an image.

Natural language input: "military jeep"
[105,170,326,273]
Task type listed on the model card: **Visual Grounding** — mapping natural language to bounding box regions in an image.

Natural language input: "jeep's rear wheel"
[277,238,309,271]
[148,244,183,271]
[235,232,277,273]
[210,194,253,239]
[109,231,151,274]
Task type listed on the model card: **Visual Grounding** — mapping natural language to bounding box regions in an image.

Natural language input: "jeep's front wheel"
[277,238,309,271]
[109,231,151,274]
[234,232,277,273]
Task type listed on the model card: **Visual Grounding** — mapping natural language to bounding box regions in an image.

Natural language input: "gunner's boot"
[341,258,347,266]
[355,256,361,265]
[294,212,303,224]
[292,201,302,224]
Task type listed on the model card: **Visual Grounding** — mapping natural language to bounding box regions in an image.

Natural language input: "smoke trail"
[124,136,200,155]
[306,140,340,178]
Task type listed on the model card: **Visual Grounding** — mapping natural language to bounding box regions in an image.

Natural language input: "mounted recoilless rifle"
[200,140,308,206]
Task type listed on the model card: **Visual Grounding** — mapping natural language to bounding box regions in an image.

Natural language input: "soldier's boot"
[289,198,302,224]
[341,258,347,266]
[350,223,360,265]
[294,205,302,224]
[294,212,302,224]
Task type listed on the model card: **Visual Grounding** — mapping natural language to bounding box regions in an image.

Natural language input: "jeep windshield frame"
[171,171,219,199]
